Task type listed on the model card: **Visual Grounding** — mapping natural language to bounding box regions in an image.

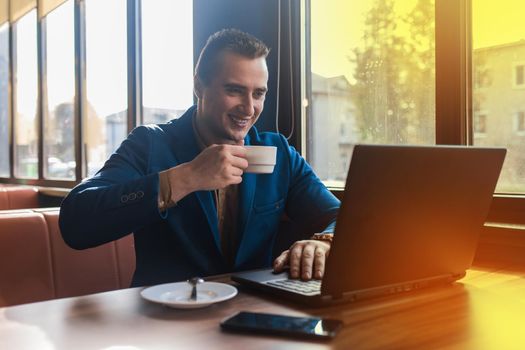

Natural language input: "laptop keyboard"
[266,279,322,296]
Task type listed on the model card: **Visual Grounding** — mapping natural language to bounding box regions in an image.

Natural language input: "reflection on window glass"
[142,0,193,124]
[85,0,127,178]
[44,0,75,180]
[14,10,38,178]
[0,24,9,177]
[472,0,525,193]
[307,0,435,186]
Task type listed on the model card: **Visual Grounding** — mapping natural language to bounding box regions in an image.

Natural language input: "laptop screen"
[322,145,506,296]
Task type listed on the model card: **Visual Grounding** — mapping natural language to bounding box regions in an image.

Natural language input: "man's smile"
[228,114,252,128]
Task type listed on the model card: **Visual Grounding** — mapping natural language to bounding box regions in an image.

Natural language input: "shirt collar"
[191,110,208,151]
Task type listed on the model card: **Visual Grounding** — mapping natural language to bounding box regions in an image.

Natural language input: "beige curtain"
[38,0,68,18]
[0,0,8,26]
[10,0,36,22]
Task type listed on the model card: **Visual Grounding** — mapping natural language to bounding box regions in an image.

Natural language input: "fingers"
[300,244,315,280]
[286,240,330,280]
[313,247,326,279]
[230,155,248,170]
[227,144,247,158]
[289,243,303,279]
[213,145,247,173]
[273,250,289,272]
[191,145,249,190]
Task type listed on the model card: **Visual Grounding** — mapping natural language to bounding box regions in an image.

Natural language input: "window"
[141,0,194,124]
[13,9,38,178]
[473,113,487,136]
[473,59,491,89]
[306,0,436,186]
[516,111,525,135]
[43,0,75,180]
[515,64,524,87]
[85,0,127,178]
[472,0,525,193]
[0,23,9,177]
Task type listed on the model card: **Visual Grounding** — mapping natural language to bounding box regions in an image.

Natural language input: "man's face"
[196,51,269,144]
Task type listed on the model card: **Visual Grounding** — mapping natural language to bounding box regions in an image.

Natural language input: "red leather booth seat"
[0,186,40,210]
[0,208,135,307]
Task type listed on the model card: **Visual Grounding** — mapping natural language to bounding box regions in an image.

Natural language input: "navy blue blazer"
[59,106,340,287]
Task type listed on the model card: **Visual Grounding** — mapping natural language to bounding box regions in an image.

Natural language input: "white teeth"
[230,115,249,126]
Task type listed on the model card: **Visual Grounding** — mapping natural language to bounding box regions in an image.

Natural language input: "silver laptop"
[232,144,506,306]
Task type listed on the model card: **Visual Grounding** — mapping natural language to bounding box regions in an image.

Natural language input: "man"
[59,29,340,287]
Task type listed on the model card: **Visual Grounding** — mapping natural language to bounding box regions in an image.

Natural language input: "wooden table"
[2,265,525,350]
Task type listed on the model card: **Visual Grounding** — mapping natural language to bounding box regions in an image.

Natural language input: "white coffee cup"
[244,146,277,174]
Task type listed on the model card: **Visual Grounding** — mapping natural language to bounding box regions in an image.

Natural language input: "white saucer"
[140,281,238,309]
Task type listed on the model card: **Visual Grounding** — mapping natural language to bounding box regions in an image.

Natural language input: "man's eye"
[254,91,266,99]
[226,87,242,94]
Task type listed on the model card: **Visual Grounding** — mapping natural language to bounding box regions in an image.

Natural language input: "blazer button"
[121,194,129,203]
[129,192,137,201]
[137,190,144,198]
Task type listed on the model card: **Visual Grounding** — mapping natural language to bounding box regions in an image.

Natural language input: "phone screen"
[220,311,343,339]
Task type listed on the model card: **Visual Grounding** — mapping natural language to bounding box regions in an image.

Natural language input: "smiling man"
[59,29,340,287]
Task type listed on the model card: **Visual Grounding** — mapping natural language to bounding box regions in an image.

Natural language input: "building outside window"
[472,0,525,193]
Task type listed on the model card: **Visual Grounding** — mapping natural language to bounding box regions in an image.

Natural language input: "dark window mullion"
[37,15,46,180]
[303,0,311,161]
[435,0,470,145]
[74,0,86,181]
[127,0,141,130]
[8,21,15,179]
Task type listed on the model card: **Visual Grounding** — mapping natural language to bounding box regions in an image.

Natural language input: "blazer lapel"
[234,148,257,267]
[194,191,220,250]
[168,107,220,251]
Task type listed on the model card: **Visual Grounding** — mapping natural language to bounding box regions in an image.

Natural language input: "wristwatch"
[310,233,334,244]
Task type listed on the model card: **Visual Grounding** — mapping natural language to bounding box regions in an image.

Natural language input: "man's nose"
[240,94,255,116]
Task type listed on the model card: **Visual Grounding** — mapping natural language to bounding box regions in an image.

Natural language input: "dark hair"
[195,28,270,85]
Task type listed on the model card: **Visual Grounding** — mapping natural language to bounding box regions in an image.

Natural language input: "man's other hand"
[273,240,331,280]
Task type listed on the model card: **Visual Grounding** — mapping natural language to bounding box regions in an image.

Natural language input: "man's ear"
[194,77,203,99]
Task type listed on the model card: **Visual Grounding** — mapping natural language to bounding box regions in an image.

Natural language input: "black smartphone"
[220,311,343,340]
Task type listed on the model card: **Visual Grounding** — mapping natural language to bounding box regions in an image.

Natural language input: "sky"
[472,0,525,49]
[311,0,525,82]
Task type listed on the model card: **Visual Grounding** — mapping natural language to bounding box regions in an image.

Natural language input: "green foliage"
[351,0,435,144]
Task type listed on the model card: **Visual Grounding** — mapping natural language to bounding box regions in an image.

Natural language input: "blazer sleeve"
[59,126,165,249]
[280,135,340,234]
